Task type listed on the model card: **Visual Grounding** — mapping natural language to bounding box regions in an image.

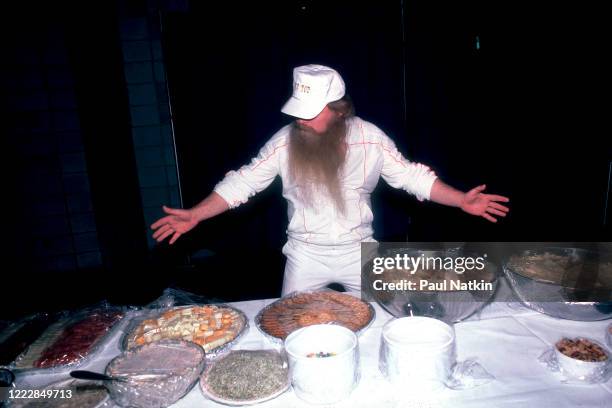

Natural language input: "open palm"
[151,205,198,244]
[460,184,510,223]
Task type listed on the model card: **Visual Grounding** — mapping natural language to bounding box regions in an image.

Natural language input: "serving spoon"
[70,370,169,383]
[70,370,129,383]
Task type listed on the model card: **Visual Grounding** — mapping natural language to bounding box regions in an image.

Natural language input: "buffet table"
[12,280,612,408]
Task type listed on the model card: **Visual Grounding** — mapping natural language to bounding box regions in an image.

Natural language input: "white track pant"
[281,239,363,296]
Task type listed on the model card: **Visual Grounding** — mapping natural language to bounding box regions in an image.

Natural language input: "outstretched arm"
[151,192,229,244]
[151,130,285,244]
[429,180,510,223]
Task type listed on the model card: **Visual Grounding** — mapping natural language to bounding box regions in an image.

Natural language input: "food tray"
[255,291,375,342]
[106,339,205,408]
[0,313,61,367]
[199,349,290,406]
[12,309,125,372]
[122,304,248,359]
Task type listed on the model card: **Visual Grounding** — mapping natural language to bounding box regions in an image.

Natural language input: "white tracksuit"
[214,116,438,294]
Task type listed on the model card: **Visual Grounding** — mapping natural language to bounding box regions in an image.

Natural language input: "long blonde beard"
[288,119,348,215]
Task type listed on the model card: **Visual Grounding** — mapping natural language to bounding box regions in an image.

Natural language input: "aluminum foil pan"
[254,290,375,343]
[121,304,249,359]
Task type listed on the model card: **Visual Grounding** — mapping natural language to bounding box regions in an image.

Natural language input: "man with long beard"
[151,65,509,295]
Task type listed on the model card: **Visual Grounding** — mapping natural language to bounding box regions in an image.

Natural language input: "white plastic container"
[380,316,456,394]
[284,324,359,404]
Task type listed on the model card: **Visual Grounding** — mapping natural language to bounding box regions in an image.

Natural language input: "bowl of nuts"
[554,337,610,379]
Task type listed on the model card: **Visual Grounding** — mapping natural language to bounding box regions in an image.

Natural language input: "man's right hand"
[151,205,199,245]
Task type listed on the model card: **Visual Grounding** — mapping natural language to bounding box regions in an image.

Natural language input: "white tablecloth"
[12,279,612,408]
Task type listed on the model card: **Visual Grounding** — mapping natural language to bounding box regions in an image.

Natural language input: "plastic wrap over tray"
[0,312,62,368]
[10,303,127,374]
[106,339,205,408]
[121,304,248,359]
[255,290,375,343]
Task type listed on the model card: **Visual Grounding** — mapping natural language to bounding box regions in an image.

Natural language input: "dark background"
[1,0,609,320]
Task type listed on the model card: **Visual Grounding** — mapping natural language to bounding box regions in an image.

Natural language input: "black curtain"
[157,0,609,299]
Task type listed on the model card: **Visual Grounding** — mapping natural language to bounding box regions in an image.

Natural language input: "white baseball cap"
[281,64,346,120]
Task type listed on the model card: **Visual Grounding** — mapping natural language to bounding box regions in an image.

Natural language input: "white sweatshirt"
[214,116,438,246]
